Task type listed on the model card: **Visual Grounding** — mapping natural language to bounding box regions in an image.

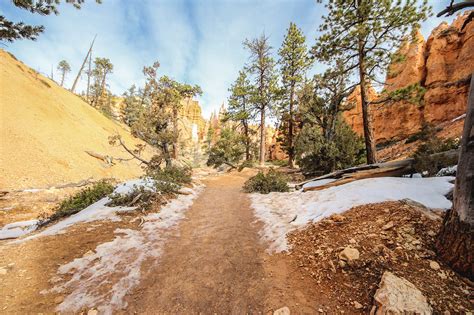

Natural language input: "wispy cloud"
[0,0,456,118]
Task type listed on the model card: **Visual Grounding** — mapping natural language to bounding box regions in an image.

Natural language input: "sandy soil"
[0,49,155,190]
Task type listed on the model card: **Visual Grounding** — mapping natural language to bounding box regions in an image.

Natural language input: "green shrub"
[412,137,460,176]
[243,169,289,194]
[207,128,245,168]
[39,180,114,226]
[295,120,365,176]
[146,165,192,194]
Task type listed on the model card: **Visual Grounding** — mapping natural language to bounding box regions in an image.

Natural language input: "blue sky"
[1,0,454,118]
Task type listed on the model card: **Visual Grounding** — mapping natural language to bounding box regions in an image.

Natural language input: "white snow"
[436,165,457,177]
[0,220,39,240]
[17,198,138,242]
[48,184,204,315]
[302,178,336,189]
[250,176,454,253]
[8,178,158,242]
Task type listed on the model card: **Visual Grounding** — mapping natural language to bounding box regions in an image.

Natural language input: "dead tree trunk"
[71,35,96,93]
[437,74,474,280]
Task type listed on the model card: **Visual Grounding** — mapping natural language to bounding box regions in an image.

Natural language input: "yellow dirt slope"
[0,49,154,190]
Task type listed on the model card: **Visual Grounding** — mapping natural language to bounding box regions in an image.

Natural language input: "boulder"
[372,271,432,315]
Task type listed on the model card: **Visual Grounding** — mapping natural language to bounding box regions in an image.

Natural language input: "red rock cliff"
[343,12,473,144]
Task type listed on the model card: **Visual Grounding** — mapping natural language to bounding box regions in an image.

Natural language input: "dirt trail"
[126,171,268,313]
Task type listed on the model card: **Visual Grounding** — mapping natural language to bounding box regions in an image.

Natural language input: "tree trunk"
[244,121,250,161]
[162,142,172,168]
[288,84,295,168]
[60,71,65,87]
[71,35,96,93]
[358,49,377,164]
[437,75,474,280]
[86,52,92,103]
[259,106,266,166]
[172,106,179,159]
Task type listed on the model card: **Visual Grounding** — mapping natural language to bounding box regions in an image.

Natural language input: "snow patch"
[302,178,336,189]
[436,165,457,177]
[0,220,39,240]
[250,177,454,253]
[49,184,204,314]
[9,179,158,242]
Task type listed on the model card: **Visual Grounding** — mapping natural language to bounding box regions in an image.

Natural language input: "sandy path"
[126,171,270,313]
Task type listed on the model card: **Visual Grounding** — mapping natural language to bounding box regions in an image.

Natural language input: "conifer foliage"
[278,22,312,167]
[313,0,431,164]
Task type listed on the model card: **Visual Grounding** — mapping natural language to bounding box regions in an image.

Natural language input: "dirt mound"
[288,201,473,313]
[0,49,155,190]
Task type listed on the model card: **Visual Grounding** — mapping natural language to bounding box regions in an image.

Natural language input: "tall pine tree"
[278,22,312,167]
[244,34,278,166]
[226,70,254,161]
[313,0,431,164]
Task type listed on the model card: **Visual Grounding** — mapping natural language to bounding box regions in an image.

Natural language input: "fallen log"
[297,149,459,192]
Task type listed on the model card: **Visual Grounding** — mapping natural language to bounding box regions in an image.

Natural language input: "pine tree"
[122,85,142,127]
[226,70,254,161]
[1,0,101,42]
[278,22,312,167]
[57,60,71,87]
[91,58,114,109]
[313,0,431,164]
[244,33,278,166]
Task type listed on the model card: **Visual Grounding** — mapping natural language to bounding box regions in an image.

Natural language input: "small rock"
[318,308,324,313]
[382,221,394,230]
[87,309,99,315]
[438,271,448,280]
[0,267,7,275]
[353,301,363,309]
[339,247,360,262]
[7,263,15,269]
[349,238,356,244]
[427,230,436,237]
[273,306,290,315]
[429,260,440,270]
[332,214,345,222]
[54,296,64,304]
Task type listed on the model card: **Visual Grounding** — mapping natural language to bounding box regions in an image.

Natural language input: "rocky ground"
[288,200,473,314]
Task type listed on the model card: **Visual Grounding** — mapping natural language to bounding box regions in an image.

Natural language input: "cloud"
[0,0,458,118]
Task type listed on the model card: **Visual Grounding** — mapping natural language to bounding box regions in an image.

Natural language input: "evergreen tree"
[1,0,101,42]
[57,60,71,87]
[91,57,114,109]
[244,33,278,166]
[122,85,142,127]
[313,0,431,164]
[225,70,254,161]
[278,22,312,167]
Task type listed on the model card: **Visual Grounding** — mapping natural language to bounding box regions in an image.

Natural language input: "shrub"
[412,137,460,176]
[207,128,245,168]
[405,122,438,144]
[295,120,365,176]
[108,186,155,209]
[39,180,114,226]
[243,169,289,194]
[146,165,192,194]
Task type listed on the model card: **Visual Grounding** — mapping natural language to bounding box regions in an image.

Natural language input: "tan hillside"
[0,49,155,190]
